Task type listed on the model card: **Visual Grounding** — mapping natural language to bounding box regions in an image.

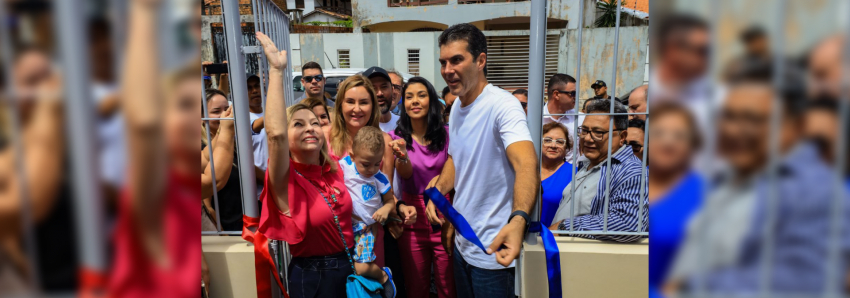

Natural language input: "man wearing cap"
[591,79,622,103]
[363,66,409,298]
[363,66,401,133]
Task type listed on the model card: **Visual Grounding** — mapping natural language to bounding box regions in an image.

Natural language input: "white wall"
[391,32,437,83]
[322,33,365,69]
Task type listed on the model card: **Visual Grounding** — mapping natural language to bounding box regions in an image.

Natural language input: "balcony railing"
[388,0,449,7]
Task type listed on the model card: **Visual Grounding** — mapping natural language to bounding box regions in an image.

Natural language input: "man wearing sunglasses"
[543,73,578,160]
[550,99,647,243]
[512,88,528,115]
[296,61,334,107]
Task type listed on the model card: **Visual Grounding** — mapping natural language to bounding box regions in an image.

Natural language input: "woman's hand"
[389,139,408,161]
[399,205,417,225]
[219,105,234,131]
[425,200,444,225]
[442,223,455,257]
[255,32,287,71]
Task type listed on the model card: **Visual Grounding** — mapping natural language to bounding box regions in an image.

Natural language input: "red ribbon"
[242,215,289,298]
[78,267,108,298]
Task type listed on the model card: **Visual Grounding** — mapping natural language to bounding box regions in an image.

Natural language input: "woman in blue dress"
[540,122,574,227]
[647,103,704,298]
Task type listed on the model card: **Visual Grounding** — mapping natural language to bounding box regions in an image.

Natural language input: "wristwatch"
[508,210,530,236]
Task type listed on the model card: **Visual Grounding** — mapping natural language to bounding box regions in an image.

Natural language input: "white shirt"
[542,102,578,162]
[249,112,269,171]
[449,83,532,269]
[551,154,604,223]
[379,113,400,133]
[93,83,127,188]
[250,112,268,199]
[340,156,392,226]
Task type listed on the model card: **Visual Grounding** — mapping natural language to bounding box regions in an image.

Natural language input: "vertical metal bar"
[759,0,786,295]
[635,97,648,233]
[55,0,107,275]
[694,2,723,295]
[222,0,259,219]
[202,82,224,232]
[568,0,585,233]
[825,8,850,294]
[253,0,269,111]
[602,0,622,232]
[527,0,546,224]
[0,3,41,289]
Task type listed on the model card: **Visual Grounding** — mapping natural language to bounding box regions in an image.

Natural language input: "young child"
[340,126,415,298]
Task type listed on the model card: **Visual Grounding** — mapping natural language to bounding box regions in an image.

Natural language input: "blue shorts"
[352,221,376,263]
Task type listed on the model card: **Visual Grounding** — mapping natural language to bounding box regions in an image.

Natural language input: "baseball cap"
[362,66,391,82]
[591,80,607,89]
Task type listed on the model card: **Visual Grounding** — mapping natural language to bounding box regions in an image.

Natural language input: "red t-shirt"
[259,158,354,257]
[109,170,200,298]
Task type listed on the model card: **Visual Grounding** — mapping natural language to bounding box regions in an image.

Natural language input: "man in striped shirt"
[550,99,648,243]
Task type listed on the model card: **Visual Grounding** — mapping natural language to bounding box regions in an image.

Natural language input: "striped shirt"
[556,144,648,242]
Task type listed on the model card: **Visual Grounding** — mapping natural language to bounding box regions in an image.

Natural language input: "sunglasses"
[556,90,576,97]
[302,74,324,83]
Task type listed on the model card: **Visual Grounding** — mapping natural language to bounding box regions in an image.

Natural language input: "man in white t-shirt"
[426,23,539,298]
[543,73,578,162]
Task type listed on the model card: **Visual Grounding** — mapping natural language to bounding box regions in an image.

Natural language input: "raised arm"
[256,32,291,215]
[122,0,166,255]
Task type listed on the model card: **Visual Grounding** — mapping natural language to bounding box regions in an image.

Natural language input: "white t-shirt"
[379,113,400,133]
[93,83,126,188]
[448,83,532,269]
[250,112,268,199]
[340,156,392,226]
[249,112,269,171]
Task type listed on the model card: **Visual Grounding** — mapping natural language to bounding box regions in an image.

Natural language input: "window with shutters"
[485,35,558,91]
[407,49,420,76]
[338,49,350,68]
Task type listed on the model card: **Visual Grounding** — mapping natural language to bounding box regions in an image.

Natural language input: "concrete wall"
[291,27,649,95]
[563,26,650,99]
[521,236,648,298]
[351,0,580,32]
[202,235,647,298]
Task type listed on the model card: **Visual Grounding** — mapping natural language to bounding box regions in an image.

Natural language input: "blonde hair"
[330,75,380,156]
[288,103,337,172]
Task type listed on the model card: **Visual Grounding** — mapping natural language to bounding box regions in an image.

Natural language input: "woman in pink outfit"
[388,77,455,298]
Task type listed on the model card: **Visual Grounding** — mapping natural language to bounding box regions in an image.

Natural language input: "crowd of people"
[3,0,848,296]
[193,22,651,297]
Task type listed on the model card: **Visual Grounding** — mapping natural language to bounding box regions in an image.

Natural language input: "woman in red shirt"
[255,32,355,298]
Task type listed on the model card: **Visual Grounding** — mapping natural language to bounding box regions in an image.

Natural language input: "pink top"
[259,158,354,257]
[389,128,451,231]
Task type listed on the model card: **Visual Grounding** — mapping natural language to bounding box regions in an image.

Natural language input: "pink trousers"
[398,226,456,298]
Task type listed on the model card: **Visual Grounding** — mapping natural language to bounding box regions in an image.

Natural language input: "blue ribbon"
[424,187,487,253]
[423,187,562,298]
[529,222,562,298]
